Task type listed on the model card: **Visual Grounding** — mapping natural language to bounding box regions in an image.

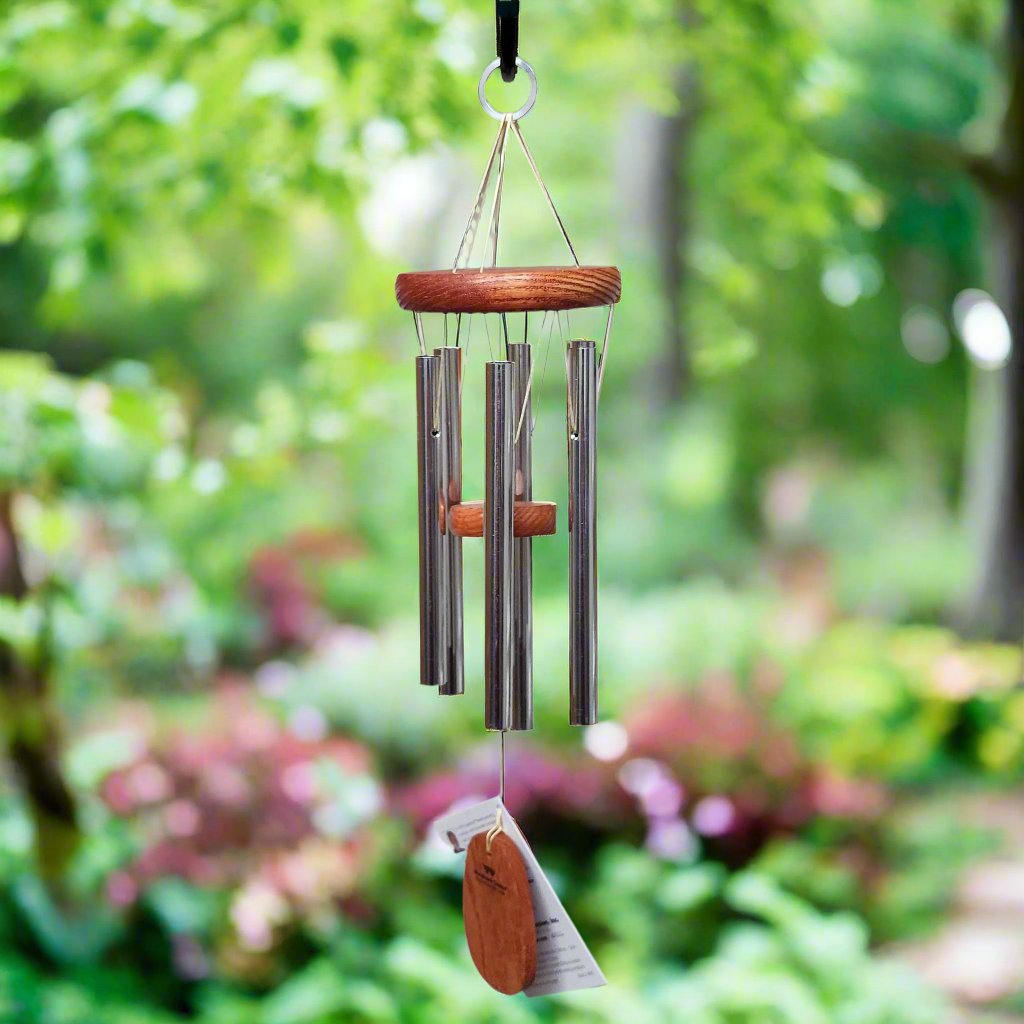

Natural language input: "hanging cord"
[486,731,506,852]
[500,730,506,802]
[496,0,520,83]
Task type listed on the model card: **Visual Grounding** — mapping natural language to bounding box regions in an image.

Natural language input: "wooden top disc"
[463,832,537,995]
[395,266,621,314]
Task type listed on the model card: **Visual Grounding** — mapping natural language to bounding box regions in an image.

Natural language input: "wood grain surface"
[395,266,621,314]
[448,500,556,538]
[463,832,537,995]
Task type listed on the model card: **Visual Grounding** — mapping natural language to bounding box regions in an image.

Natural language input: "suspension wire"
[513,350,535,446]
[484,314,495,360]
[509,119,579,266]
[484,114,512,270]
[460,315,471,400]
[453,117,509,271]
[597,304,614,401]
[431,316,443,429]
[413,312,427,356]
[537,308,556,411]
[562,312,578,434]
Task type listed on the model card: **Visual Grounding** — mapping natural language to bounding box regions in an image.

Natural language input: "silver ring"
[477,57,538,122]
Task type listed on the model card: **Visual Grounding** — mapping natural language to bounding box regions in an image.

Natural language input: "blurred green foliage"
[0,0,1021,1020]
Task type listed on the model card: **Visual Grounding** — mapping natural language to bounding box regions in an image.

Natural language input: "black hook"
[496,0,520,83]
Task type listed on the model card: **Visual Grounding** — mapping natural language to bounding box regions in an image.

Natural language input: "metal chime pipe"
[416,354,445,686]
[485,361,515,730]
[438,347,464,696]
[508,343,533,730]
[567,340,598,725]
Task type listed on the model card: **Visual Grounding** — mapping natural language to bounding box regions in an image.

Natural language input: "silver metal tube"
[438,347,464,696]
[485,361,514,730]
[508,343,533,730]
[567,340,598,725]
[415,354,444,687]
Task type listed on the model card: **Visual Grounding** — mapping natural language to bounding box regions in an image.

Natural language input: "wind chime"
[395,2,620,996]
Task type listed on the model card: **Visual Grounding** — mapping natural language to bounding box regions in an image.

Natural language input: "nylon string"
[509,119,579,267]
[483,114,513,270]
[598,304,614,400]
[453,117,509,271]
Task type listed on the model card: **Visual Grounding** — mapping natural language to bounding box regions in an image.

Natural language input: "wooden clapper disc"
[449,500,556,538]
[463,832,537,994]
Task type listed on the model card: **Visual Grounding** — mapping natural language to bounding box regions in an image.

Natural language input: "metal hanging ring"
[478,57,537,122]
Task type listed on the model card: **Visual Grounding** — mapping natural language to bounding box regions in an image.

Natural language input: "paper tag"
[434,796,607,997]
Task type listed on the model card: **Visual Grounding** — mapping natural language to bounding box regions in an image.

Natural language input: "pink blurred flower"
[128,763,172,805]
[165,799,201,837]
[808,772,887,818]
[101,689,377,902]
[619,684,888,866]
[247,530,362,652]
[281,761,318,804]
[106,871,139,908]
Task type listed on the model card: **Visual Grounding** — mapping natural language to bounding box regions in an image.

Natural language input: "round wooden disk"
[395,266,621,314]
[448,500,556,538]
[463,832,537,995]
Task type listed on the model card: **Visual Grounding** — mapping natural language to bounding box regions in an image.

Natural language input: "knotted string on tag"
[485,805,505,853]
[486,729,507,854]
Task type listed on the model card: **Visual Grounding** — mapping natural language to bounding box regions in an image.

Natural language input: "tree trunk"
[0,493,79,880]
[650,62,699,404]
[963,0,1024,639]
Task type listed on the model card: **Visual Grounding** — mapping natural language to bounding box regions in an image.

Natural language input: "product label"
[434,796,606,997]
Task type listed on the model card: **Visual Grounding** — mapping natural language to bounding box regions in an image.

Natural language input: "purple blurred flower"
[646,817,698,861]
[692,795,737,837]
